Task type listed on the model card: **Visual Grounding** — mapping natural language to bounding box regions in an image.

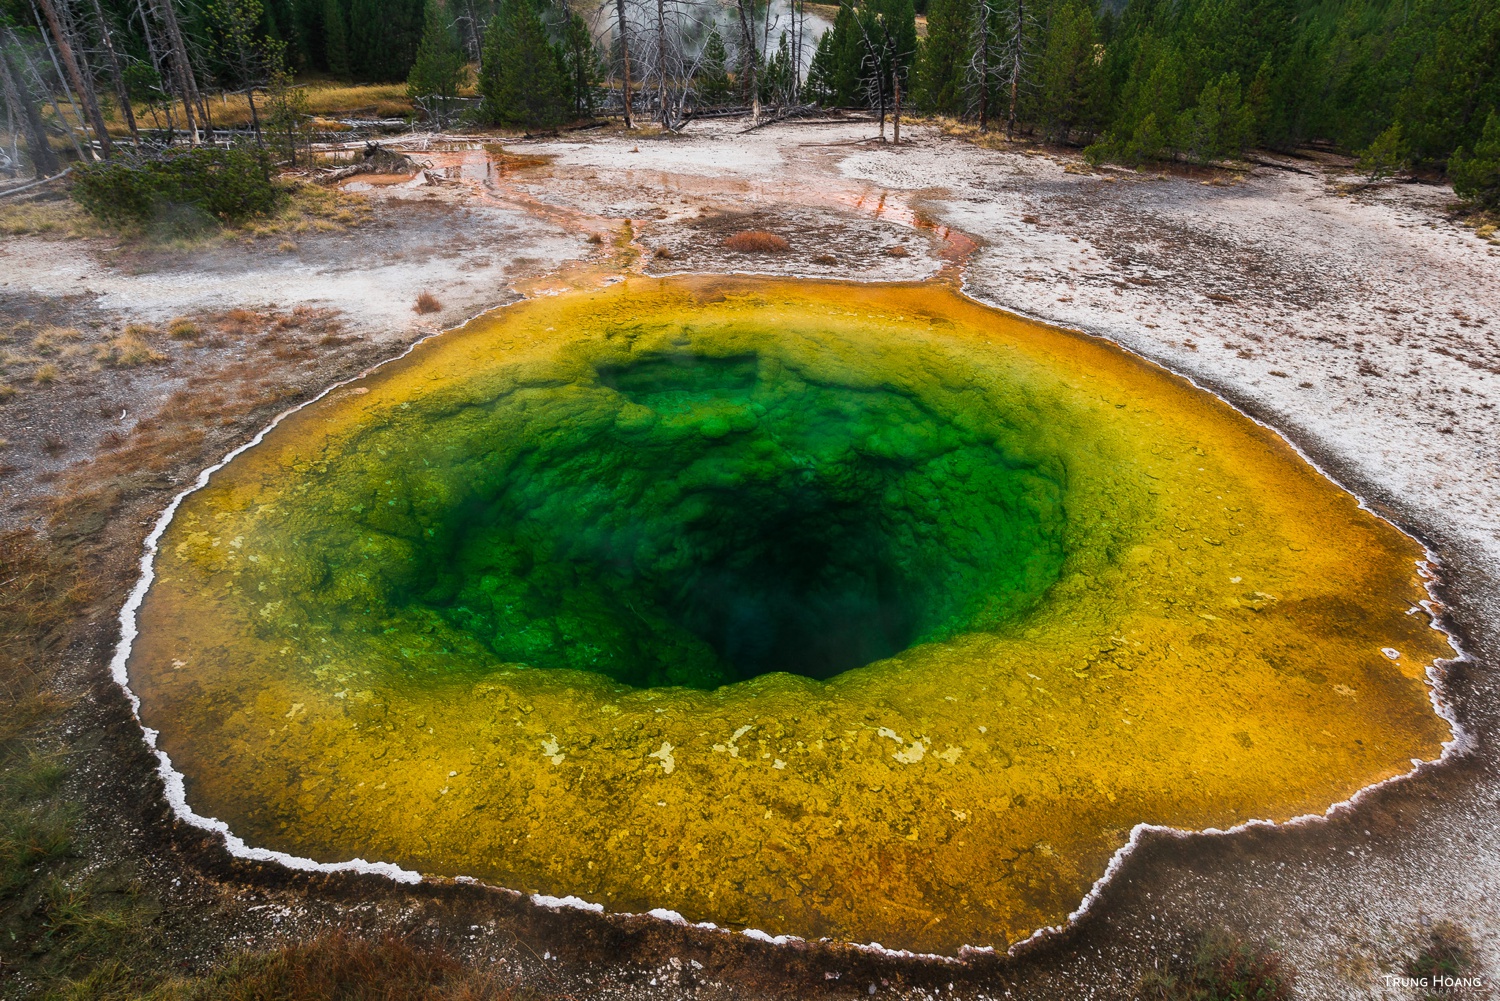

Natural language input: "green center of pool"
[408,351,1064,688]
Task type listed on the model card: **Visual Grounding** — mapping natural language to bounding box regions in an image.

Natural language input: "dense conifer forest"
[1,0,1496,198]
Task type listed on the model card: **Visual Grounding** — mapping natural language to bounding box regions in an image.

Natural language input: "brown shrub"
[219,308,262,337]
[725,230,790,253]
[414,291,443,314]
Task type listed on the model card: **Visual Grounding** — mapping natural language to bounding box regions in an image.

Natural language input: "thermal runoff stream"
[124,276,1452,954]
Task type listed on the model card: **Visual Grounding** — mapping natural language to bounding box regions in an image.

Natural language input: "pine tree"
[480,0,567,129]
[323,0,350,76]
[1450,111,1500,209]
[1174,71,1252,162]
[1035,0,1105,143]
[696,28,731,106]
[1391,0,1500,168]
[1357,121,1408,180]
[805,4,866,107]
[913,0,971,115]
[407,0,467,120]
[349,0,424,81]
[1120,38,1187,154]
[561,11,600,118]
[805,25,839,104]
[761,31,794,106]
[869,0,918,120]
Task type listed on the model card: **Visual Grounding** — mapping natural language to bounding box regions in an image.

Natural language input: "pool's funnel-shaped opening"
[407,350,1066,689]
[126,277,1457,956]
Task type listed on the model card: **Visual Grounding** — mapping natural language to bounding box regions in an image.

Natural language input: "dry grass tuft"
[33,363,60,384]
[0,198,95,238]
[725,230,790,253]
[239,182,372,240]
[586,233,604,244]
[414,292,443,314]
[31,327,82,355]
[884,244,911,258]
[95,332,164,367]
[0,382,14,402]
[167,318,200,340]
[653,246,676,260]
[813,253,838,265]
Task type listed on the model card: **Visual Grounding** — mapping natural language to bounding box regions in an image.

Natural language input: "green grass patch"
[1138,927,1294,1000]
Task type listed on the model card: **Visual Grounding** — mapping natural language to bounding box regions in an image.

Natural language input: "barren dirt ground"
[1,120,1497,1000]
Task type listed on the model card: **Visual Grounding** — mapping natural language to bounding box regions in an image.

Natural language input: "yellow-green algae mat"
[123,276,1452,955]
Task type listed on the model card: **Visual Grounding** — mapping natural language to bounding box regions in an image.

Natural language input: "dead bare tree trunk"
[655,0,667,125]
[33,0,112,155]
[974,0,989,131]
[86,0,139,146]
[614,0,634,127]
[0,40,62,176]
[760,0,771,106]
[736,0,758,122]
[1006,0,1021,139]
[150,0,202,143]
[132,0,175,140]
[461,0,483,67]
[892,52,900,144]
[28,0,94,157]
[792,0,803,97]
[245,86,262,145]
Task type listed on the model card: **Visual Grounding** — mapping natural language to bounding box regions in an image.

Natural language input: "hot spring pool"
[121,276,1452,954]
